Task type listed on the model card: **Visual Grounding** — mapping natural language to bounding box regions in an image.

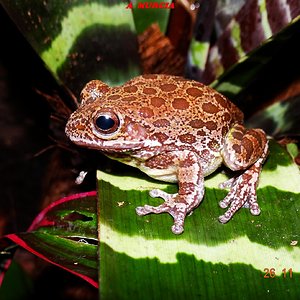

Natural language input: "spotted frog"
[65,74,268,234]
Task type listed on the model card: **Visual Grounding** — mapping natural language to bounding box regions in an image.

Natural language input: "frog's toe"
[218,199,242,223]
[172,223,184,234]
[135,203,170,216]
[218,175,261,223]
[135,190,176,216]
[249,202,261,216]
[149,189,177,202]
[170,209,186,234]
[219,193,261,223]
[218,214,231,224]
[219,198,230,209]
[218,191,235,209]
[135,205,150,216]
[136,192,189,234]
[136,202,186,235]
[249,193,261,215]
[251,207,261,215]
[219,177,235,189]
[218,180,248,222]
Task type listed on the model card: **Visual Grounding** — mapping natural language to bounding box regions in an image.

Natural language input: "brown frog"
[65,74,268,234]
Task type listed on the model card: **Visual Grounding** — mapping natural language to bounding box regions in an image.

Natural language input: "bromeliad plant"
[0,1,300,299]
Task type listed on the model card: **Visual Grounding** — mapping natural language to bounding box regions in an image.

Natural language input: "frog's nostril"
[76,124,86,130]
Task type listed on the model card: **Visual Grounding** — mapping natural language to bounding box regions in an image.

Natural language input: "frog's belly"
[202,155,223,177]
[121,155,223,183]
[139,164,179,183]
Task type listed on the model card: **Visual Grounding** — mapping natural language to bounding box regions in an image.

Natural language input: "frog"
[65,74,268,234]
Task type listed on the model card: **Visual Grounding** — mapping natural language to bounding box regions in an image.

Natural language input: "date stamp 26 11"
[264,268,293,278]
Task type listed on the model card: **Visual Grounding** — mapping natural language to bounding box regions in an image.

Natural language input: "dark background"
[0,5,97,299]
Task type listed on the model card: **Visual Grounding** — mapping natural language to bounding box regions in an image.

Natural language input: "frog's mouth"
[73,138,144,152]
[66,130,161,153]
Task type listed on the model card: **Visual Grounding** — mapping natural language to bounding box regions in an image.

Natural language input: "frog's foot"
[218,168,261,223]
[220,126,269,223]
[136,189,190,234]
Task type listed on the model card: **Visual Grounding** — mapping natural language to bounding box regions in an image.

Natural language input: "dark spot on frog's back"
[172,98,189,110]
[186,87,203,97]
[223,112,231,122]
[214,93,230,109]
[153,119,170,128]
[108,94,121,100]
[197,129,206,136]
[205,121,217,130]
[189,119,204,129]
[152,132,169,143]
[202,102,220,114]
[123,85,138,93]
[151,97,165,107]
[143,87,157,95]
[139,107,154,118]
[160,83,177,92]
[179,134,196,144]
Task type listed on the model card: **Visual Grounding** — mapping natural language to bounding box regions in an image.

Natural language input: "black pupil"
[95,115,115,131]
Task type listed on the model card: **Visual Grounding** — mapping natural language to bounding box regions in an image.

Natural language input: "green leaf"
[286,143,299,160]
[131,0,172,34]
[0,260,33,300]
[190,0,300,86]
[98,140,300,299]
[246,95,300,137]
[211,16,300,99]
[1,192,98,288]
[1,1,141,94]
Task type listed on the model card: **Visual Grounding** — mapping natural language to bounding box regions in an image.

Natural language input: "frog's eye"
[93,112,120,135]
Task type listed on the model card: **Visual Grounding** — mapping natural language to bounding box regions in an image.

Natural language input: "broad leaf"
[0,192,98,288]
[246,94,300,137]
[211,15,300,99]
[131,0,172,34]
[98,140,300,299]
[0,1,141,94]
[211,15,300,137]
[190,0,300,84]
[0,261,33,300]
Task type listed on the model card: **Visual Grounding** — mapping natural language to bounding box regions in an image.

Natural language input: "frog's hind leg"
[136,151,204,234]
[219,124,269,223]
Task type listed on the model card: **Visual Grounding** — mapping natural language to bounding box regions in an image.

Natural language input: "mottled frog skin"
[65,74,268,234]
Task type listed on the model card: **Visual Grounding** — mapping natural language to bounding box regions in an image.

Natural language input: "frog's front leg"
[219,124,268,223]
[136,150,204,234]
